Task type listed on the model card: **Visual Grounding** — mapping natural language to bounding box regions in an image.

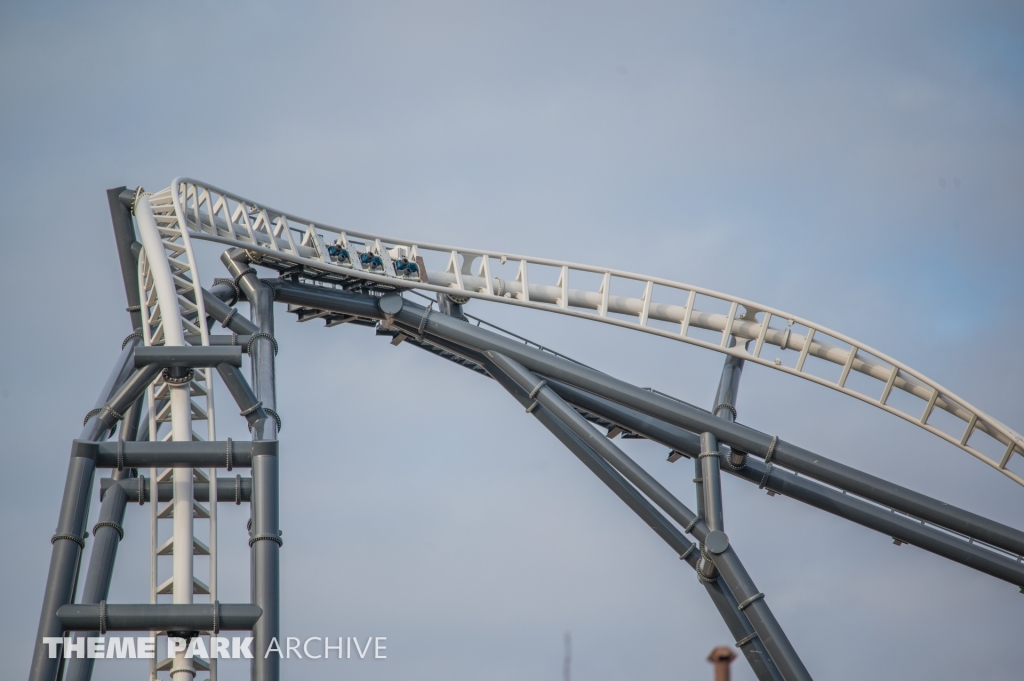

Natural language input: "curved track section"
[150,178,1024,487]
[134,192,220,681]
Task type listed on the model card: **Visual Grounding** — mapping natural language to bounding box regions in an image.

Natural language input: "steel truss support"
[223,251,280,681]
[484,351,810,681]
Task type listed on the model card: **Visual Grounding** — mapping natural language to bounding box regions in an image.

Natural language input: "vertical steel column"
[106,187,143,333]
[700,432,724,532]
[223,251,279,680]
[64,396,144,681]
[698,342,743,579]
[28,342,141,681]
[29,444,96,681]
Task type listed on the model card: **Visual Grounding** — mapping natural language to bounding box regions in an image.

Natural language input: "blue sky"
[2,2,1023,680]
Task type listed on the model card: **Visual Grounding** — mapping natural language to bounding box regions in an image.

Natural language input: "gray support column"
[202,287,259,335]
[712,348,746,467]
[700,432,724,532]
[270,282,1024,560]
[29,443,97,681]
[483,350,807,681]
[701,578,785,681]
[107,186,143,333]
[696,347,743,581]
[546,378,1024,587]
[64,392,145,681]
[483,355,783,681]
[373,294,1024,559]
[215,363,271,434]
[62,482,128,681]
[222,252,279,681]
[29,344,151,681]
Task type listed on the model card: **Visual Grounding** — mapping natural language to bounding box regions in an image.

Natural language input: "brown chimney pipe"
[708,646,737,681]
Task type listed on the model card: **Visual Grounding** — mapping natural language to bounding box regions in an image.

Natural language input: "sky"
[2,1,1023,680]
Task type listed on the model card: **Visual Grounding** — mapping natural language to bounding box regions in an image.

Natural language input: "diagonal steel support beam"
[484,351,808,681]
[29,344,159,681]
[64,395,146,681]
[545,380,1024,587]
[363,290,1024,558]
[482,353,782,680]
[270,281,1024,578]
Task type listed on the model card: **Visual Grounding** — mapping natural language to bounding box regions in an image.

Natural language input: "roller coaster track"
[155,177,1024,486]
[29,178,1024,681]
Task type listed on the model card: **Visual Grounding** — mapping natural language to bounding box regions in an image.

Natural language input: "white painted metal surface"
[144,178,1024,488]
[136,191,219,680]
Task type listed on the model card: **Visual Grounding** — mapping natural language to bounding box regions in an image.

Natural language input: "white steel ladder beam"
[161,178,1024,488]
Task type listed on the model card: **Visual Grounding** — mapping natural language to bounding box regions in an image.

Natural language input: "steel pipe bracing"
[91,440,257,469]
[64,479,129,681]
[29,344,159,681]
[57,603,263,631]
[134,346,243,368]
[65,400,148,681]
[493,361,784,681]
[281,281,788,678]
[484,351,810,681]
[265,280,1024,571]
[223,252,280,681]
[101,477,254,504]
[367,291,1024,559]
[108,186,144,333]
[701,431,725,533]
[542,380,1024,587]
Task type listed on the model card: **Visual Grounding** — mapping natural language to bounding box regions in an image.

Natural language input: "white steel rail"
[159,178,1024,487]
[136,190,219,681]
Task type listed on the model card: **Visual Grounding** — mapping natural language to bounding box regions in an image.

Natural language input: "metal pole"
[547,379,1024,587]
[370,292,1024,558]
[223,252,279,681]
[106,186,143,333]
[29,341,145,681]
[64,395,145,681]
[484,354,782,681]
[62,481,128,681]
[269,281,1024,559]
[701,432,724,532]
[483,350,811,681]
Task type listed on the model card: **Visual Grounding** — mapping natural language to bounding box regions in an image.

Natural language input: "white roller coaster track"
[143,177,1024,488]
[135,192,219,681]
